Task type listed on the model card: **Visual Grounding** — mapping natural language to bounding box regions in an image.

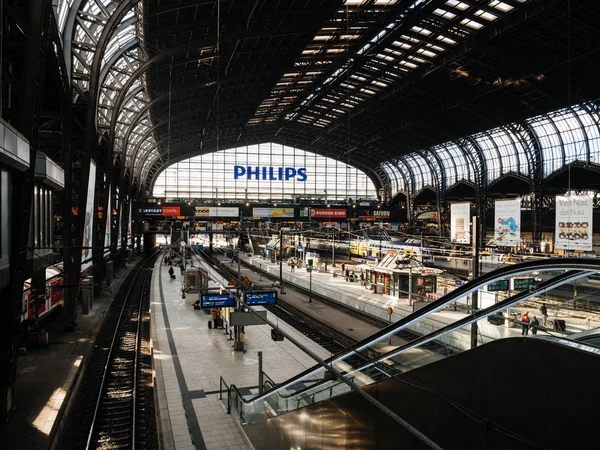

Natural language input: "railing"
[220,258,600,431]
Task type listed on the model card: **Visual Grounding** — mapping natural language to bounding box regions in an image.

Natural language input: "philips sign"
[233,166,307,182]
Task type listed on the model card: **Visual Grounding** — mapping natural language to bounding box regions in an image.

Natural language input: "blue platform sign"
[455,279,464,287]
[245,291,277,306]
[201,294,235,309]
[191,244,204,250]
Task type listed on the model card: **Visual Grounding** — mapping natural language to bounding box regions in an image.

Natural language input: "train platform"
[0,260,139,450]
[239,254,590,349]
[150,255,331,450]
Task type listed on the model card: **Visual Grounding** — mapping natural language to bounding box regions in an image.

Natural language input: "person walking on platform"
[168,266,175,280]
[540,303,548,326]
[290,262,295,272]
[179,262,184,275]
[521,311,531,335]
[530,315,540,335]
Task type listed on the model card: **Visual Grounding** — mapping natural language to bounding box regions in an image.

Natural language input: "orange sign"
[242,277,251,286]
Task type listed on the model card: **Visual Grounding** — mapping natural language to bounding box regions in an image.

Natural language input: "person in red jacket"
[521,311,531,335]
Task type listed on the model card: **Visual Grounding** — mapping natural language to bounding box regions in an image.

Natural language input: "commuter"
[360,272,365,286]
[168,266,175,280]
[521,311,530,335]
[324,263,328,273]
[539,303,548,326]
[179,263,184,275]
[530,315,540,335]
[345,269,350,282]
[290,262,295,272]
[341,263,345,272]
[351,270,356,281]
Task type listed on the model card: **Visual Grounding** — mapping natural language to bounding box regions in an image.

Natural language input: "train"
[21,262,93,326]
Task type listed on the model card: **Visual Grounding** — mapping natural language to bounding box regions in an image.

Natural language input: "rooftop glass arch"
[153,143,378,202]
[380,102,600,198]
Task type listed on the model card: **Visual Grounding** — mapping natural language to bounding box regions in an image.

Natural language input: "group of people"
[520,303,548,336]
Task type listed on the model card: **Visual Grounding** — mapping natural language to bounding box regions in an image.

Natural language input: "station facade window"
[153,142,378,201]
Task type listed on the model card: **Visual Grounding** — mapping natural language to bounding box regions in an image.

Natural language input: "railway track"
[58,252,158,450]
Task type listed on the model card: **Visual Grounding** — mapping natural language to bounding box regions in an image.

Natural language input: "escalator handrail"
[274,269,593,401]
[235,258,600,406]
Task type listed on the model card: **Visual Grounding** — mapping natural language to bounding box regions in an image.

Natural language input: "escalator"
[220,259,600,449]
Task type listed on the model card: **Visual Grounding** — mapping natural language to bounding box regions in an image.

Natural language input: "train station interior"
[1,1,600,449]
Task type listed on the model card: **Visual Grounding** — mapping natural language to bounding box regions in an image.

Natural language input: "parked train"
[21,262,92,325]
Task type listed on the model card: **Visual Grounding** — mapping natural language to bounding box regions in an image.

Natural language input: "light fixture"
[157,200,162,205]
[217,201,222,206]
[245,201,250,207]
[352,204,356,208]
[187,201,191,206]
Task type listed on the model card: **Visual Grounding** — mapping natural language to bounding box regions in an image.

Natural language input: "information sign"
[487,280,509,292]
[245,291,277,305]
[201,294,235,308]
[513,278,535,290]
[242,276,251,286]
[420,268,443,276]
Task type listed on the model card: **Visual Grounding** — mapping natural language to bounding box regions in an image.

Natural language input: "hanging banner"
[81,160,96,263]
[252,207,295,218]
[494,199,521,247]
[555,195,593,251]
[450,202,470,244]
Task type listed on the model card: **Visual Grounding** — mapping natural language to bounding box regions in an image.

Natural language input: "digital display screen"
[201,294,236,308]
[245,291,277,305]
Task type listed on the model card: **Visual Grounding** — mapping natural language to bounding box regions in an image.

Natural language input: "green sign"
[514,278,535,290]
[487,279,509,291]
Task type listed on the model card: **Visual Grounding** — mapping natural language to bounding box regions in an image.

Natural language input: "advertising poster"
[450,202,470,244]
[127,202,132,237]
[162,206,181,216]
[117,203,122,249]
[194,206,239,217]
[311,208,347,218]
[494,199,521,247]
[82,160,96,263]
[555,195,593,251]
[253,207,295,218]
[104,187,111,250]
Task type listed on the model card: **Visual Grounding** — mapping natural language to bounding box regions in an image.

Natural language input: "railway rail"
[58,251,159,450]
